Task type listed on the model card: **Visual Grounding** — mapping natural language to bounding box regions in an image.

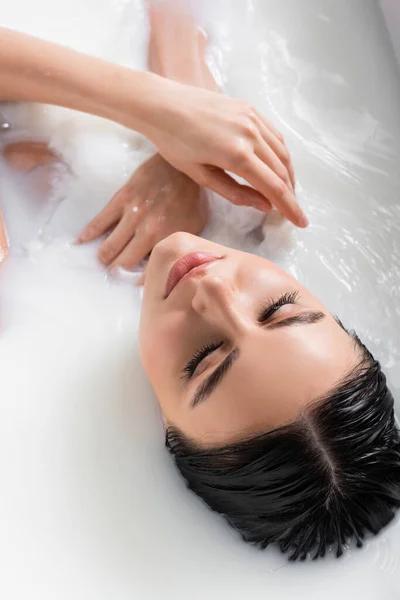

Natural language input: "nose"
[191,273,245,335]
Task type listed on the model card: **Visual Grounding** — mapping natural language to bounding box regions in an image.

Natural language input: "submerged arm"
[148,0,219,91]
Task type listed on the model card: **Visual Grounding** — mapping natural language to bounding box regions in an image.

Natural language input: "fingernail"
[77,230,88,244]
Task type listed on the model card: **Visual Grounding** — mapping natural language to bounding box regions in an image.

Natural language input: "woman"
[140,231,400,561]
[2,5,399,562]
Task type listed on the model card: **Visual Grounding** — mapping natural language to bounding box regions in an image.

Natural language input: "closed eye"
[183,291,300,380]
[182,341,224,380]
[258,290,300,322]
[186,293,326,408]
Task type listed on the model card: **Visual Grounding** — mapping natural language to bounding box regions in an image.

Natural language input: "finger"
[111,231,153,271]
[239,157,307,227]
[255,138,294,193]
[287,157,296,192]
[257,121,295,189]
[78,188,127,243]
[98,210,140,265]
[256,111,285,141]
[193,165,272,212]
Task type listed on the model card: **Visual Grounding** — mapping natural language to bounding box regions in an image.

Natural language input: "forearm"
[148,1,219,91]
[0,27,164,134]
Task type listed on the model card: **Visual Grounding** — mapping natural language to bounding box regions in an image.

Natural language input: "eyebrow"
[190,347,240,408]
[266,310,326,330]
[190,310,326,409]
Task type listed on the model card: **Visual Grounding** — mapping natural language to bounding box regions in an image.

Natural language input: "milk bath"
[1,1,400,599]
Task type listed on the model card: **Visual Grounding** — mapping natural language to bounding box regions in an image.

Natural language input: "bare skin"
[79,2,297,268]
[79,4,218,268]
[140,232,359,445]
[79,153,208,271]
[0,4,303,269]
[0,22,304,222]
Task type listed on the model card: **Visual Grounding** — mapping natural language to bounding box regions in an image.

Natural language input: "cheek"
[140,327,167,384]
[139,312,184,388]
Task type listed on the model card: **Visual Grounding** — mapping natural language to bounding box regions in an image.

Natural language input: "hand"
[78,153,208,271]
[144,82,306,227]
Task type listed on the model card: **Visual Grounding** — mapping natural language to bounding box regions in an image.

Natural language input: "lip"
[165,252,222,298]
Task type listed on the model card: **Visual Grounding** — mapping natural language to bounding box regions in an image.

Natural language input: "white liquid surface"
[1,1,400,598]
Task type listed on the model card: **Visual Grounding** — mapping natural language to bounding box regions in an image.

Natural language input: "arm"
[0,27,159,135]
[78,5,215,269]
[147,1,219,91]
[0,26,304,224]
[144,2,300,224]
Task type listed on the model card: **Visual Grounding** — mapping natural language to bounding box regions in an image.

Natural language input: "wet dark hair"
[166,330,400,561]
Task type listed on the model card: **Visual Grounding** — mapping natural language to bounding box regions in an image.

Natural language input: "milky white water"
[1,1,400,598]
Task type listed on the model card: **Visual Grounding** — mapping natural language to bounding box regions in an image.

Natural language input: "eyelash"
[182,341,223,380]
[182,290,300,380]
[258,290,300,322]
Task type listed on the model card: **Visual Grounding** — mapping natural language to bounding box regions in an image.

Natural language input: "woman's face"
[140,233,358,445]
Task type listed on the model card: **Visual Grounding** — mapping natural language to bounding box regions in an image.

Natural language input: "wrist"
[93,68,167,134]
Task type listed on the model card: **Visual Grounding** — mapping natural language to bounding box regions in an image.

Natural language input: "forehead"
[180,316,357,445]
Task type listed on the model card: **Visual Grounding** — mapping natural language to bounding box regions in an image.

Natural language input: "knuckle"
[99,245,113,263]
[230,145,251,171]
[144,221,160,240]
[123,204,140,218]
[248,108,259,124]
[240,117,257,138]
[241,103,258,124]
[275,166,288,182]
[272,178,287,201]
[276,131,285,143]
[279,147,291,164]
